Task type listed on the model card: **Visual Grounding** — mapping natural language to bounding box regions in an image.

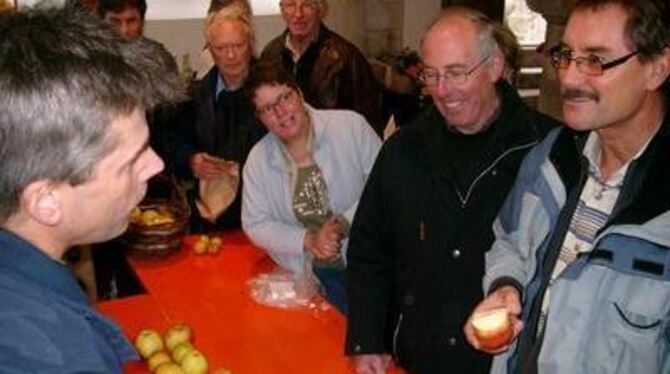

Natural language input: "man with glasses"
[465,0,670,373]
[345,7,557,374]
[260,0,386,137]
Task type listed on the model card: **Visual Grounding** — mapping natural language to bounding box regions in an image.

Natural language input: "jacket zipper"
[392,313,403,359]
[455,141,538,207]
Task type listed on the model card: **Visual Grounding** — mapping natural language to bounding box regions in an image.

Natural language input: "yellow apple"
[147,350,172,372]
[164,323,193,351]
[471,308,513,350]
[155,362,185,374]
[180,349,209,374]
[135,329,164,359]
[171,342,195,363]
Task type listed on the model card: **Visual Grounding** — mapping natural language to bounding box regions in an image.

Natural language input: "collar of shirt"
[283,25,321,62]
[582,129,655,187]
[0,229,89,305]
[216,73,230,98]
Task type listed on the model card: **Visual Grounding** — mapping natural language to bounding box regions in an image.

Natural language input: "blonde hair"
[204,3,255,48]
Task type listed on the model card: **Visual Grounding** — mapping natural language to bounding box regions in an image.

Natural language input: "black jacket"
[172,67,267,231]
[345,81,559,374]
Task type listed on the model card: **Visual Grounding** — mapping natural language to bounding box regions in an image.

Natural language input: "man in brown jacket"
[261,0,386,137]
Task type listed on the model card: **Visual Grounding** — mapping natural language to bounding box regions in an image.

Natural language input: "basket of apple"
[135,323,233,374]
[122,174,190,259]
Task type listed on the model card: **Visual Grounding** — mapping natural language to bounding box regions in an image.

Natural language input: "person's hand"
[464,285,523,354]
[351,354,392,374]
[303,216,344,260]
[190,152,225,180]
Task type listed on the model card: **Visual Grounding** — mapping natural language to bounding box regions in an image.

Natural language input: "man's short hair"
[205,2,255,48]
[0,4,183,223]
[97,0,147,19]
[207,0,252,16]
[420,6,499,61]
[572,0,670,95]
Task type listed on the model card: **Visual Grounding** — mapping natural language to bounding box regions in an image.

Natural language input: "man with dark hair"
[345,6,557,374]
[0,3,182,371]
[465,0,670,373]
[97,0,146,39]
[261,0,386,137]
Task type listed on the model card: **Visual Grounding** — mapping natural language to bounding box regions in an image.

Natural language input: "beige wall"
[144,0,440,70]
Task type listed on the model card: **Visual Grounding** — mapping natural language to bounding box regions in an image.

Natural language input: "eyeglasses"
[419,55,491,86]
[279,1,319,15]
[256,90,296,117]
[548,45,639,76]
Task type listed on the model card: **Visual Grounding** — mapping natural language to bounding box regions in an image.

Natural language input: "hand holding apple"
[470,308,513,350]
[464,285,523,353]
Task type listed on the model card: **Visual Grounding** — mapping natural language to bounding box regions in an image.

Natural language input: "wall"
[402,0,441,51]
[144,0,441,69]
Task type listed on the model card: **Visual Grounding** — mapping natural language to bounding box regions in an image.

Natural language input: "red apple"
[471,308,513,350]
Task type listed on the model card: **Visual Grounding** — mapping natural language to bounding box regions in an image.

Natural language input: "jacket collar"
[551,101,670,227]
[0,229,89,306]
[408,80,543,170]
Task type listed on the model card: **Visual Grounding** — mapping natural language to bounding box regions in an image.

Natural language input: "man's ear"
[488,51,506,83]
[646,47,670,91]
[21,181,63,226]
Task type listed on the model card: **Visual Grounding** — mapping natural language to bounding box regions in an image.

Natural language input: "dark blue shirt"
[0,230,138,373]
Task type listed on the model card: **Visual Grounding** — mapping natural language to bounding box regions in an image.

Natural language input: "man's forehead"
[563,5,628,52]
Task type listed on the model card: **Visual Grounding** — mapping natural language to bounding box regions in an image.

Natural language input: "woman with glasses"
[241,62,381,313]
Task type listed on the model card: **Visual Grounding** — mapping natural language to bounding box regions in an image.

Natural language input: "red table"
[97,231,405,374]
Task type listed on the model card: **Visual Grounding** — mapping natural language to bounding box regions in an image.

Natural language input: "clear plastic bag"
[247,266,320,310]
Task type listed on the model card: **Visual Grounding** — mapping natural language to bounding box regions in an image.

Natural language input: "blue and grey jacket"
[484,110,670,374]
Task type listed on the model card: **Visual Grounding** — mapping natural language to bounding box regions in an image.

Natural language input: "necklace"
[588,167,622,200]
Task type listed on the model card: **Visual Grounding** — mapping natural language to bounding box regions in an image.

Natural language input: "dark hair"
[97,0,147,19]
[0,4,183,223]
[573,0,669,61]
[573,0,670,96]
[245,61,300,106]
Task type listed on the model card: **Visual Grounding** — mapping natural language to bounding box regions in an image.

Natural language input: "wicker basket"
[120,174,190,259]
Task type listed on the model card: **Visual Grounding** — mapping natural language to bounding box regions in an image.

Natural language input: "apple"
[135,329,165,359]
[147,350,172,372]
[155,362,186,374]
[171,342,195,363]
[180,349,209,374]
[164,323,193,351]
[471,308,513,350]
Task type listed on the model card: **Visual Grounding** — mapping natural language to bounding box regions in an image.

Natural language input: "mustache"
[562,88,599,102]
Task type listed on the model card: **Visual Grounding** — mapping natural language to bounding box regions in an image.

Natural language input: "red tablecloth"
[97,231,404,374]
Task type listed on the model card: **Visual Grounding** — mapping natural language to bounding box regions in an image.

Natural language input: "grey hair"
[420,6,499,60]
[0,3,184,223]
[205,2,255,49]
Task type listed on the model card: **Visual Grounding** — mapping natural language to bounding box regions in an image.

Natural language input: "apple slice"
[471,308,513,350]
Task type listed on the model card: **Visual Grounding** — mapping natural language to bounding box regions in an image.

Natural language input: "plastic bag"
[247,266,320,310]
